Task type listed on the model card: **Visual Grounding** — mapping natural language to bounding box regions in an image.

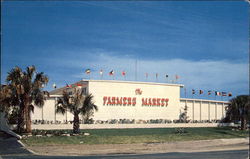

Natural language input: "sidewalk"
[26,138,249,156]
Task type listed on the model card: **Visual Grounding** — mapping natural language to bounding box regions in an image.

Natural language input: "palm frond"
[56,98,67,114]
[33,72,49,88]
[29,104,34,113]
[80,93,98,115]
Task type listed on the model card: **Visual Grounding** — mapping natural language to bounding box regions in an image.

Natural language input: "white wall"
[88,80,182,120]
[179,98,229,121]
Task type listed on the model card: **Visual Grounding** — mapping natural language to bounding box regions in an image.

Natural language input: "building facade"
[31,80,229,124]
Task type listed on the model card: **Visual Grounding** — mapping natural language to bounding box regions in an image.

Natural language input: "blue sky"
[2,1,249,99]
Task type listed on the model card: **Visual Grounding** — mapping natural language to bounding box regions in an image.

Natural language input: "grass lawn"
[22,127,249,146]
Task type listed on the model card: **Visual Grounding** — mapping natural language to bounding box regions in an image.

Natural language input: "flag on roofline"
[222,92,227,96]
[175,75,180,80]
[53,83,57,89]
[122,71,126,76]
[66,83,72,88]
[199,90,203,94]
[100,69,103,75]
[208,90,212,95]
[109,70,114,76]
[85,69,91,74]
[192,89,195,94]
[76,83,82,87]
[215,91,221,96]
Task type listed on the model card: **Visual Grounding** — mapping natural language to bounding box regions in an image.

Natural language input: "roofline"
[82,79,184,87]
[180,98,230,104]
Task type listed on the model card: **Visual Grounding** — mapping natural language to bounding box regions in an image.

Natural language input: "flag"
[76,83,82,87]
[215,91,221,96]
[109,70,114,76]
[175,75,180,80]
[222,92,227,96]
[192,89,195,94]
[53,83,57,89]
[199,90,203,94]
[85,69,91,74]
[100,69,103,75]
[208,90,212,95]
[122,71,126,76]
[66,84,72,88]
[228,92,232,97]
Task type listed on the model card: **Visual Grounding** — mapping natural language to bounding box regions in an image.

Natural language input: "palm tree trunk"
[17,107,24,133]
[26,108,32,133]
[73,113,80,134]
[24,98,32,133]
[240,116,247,130]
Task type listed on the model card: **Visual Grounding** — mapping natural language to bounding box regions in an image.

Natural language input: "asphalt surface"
[0,134,249,159]
[0,133,31,156]
[0,150,248,159]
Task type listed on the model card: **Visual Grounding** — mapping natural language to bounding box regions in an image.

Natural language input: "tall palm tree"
[56,89,98,134]
[6,66,49,133]
[226,95,250,130]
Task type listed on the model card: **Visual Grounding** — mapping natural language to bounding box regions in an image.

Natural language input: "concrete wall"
[179,98,229,122]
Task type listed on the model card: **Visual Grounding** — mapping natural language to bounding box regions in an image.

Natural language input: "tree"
[179,105,189,123]
[225,95,250,130]
[5,66,49,133]
[56,88,98,134]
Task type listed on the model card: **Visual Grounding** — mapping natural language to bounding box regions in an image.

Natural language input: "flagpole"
[135,59,137,81]
[184,88,187,98]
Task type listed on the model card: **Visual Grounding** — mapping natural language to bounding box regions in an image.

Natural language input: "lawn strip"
[21,127,249,146]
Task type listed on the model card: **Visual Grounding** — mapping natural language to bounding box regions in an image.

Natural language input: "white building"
[31,80,229,124]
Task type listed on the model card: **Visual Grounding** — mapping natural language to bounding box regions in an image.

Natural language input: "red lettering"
[165,98,169,106]
[128,97,132,105]
[161,98,165,106]
[123,97,127,105]
[117,97,122,105]
[157,98,161,106]
[111,97,116,105]
[152,98,156,106]
[132,97,136,106]
[148,98,152,106]
[142,98,147,105]
[107,97,112,105]
[104,96,168,107]
[103,96,107,105]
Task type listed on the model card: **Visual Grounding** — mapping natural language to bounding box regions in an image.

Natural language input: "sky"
[1,1,249,100]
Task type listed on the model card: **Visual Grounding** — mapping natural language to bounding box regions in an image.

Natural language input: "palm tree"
[5,66,49,133]
[56,88,98,134]
[226,95,250,130]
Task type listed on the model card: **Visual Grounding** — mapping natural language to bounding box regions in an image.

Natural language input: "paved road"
[1,150,249,159]
[0,134,31,157]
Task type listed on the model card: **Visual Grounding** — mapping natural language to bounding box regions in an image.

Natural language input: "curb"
[17,140,38,155]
